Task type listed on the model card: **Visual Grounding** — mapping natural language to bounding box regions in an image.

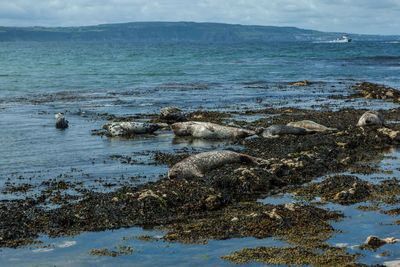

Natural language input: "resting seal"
[171,121,255,140]
[357,111,384,127]
[168,150,259,179]
[287,120,337,132]
[159,106,186,122]
[261,125,308,138]
[103,122,160,136]
[55,113,69,129]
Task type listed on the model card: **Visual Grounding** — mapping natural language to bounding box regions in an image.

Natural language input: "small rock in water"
[289,80,312,86]
[363,235,397,250]
[159,106,186,122]
[55,113,69,129]
[357,111,384,127]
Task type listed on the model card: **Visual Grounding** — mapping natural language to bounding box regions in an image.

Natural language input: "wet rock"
[293,175,373,205]
[362,236,398,250]
[222,246,359,266]
[289,80,313,86]
[204,194,223,210]
[377,127,400,142]
[159,106,186,122]
[287,120,337,132]
[187,110,231,124]
[103,121,160,137]
[90,246,134,257]
[352,82,400,103]
[55,113,69,129]
[357,111,385,127]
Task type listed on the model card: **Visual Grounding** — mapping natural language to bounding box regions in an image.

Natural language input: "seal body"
[171,121,255,140]
[357,111,384,127]
[55,113,69,129]
[104,122,160,136]
[287,120,336,132]
[168,150,258,179]
[261,125,307,138]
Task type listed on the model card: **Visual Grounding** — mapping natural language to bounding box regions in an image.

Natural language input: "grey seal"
[287,120,337,132]
[171,121,255,140]
[261,125,308,138]
[168,150,259,179]
[357,111,384,127]
[55,113,69,129]
[160,106,186,122]
[103,122,160,137]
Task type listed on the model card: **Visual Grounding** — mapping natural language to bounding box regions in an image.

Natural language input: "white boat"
[330,35,352,43]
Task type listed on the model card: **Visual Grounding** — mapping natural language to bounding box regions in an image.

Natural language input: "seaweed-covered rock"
[289,80,313,86]
[352,82,400,103]
[361,235,397,250]
[293,175,373,205]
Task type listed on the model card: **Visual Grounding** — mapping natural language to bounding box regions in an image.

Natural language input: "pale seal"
[55,113,69,129]
[261,125,308,138]
[171,121,255,140]
[103,122,160,137]
[287,120,337,132]
[357,111,384,127]
[168,150,259,179]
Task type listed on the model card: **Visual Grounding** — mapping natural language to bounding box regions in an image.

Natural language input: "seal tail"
[239,154,264,165]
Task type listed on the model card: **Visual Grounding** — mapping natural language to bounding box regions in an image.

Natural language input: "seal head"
[55,113,69,129]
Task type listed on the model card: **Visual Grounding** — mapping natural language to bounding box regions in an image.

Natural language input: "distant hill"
[0,22,397,42]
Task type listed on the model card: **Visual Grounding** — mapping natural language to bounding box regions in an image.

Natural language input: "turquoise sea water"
[0,41,400,266]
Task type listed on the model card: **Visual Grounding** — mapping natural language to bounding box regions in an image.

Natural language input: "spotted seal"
[55,113,69,129]
[287,120,337,132]
[357,111,384,127]
[168,150,259,179]
[159,106,186,122]
[260,125,308,138]
[171,121,255,140]
[103,122,160,137]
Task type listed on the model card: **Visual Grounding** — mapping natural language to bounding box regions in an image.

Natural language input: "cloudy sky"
[0,0,399,34]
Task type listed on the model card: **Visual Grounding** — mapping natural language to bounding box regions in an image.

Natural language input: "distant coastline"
[0,21,398,42]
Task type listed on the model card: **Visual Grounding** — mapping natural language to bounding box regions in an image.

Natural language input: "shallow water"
[1,41,400,266]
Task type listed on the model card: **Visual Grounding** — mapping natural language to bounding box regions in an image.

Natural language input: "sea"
[0,41,399,266]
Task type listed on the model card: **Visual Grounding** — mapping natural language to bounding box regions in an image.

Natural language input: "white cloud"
[0,0,398,34]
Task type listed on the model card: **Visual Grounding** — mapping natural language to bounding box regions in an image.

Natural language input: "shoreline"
[1,81,400,265]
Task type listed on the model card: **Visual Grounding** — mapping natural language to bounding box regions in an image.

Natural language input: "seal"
[55,113,69,129]
[260,125,308,138]
[103,122,160,137]
[171,121,255,140]
[287,120,337,132]
[357,111,384,127]
[159,106,186,122]
[168,150,259,179]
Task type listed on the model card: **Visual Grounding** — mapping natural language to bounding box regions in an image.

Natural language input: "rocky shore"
[1,82,400,266]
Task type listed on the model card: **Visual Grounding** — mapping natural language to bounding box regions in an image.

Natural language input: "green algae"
[90,245,134,257]
[221,246,360,266]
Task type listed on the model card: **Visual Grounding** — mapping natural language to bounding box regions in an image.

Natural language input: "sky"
[0,0,399,35]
